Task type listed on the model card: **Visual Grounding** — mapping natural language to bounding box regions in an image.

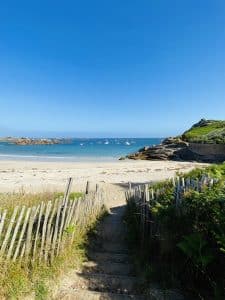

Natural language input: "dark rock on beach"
[126,137,190,161]
[126,139,225,163]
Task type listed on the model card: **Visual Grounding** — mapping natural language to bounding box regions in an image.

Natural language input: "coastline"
[0,153,119,162]
[0,159,208,194]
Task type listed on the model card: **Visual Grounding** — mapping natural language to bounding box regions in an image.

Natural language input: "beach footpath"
[0,160,207,299]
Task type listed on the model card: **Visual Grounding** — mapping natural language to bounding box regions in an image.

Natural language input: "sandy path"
[54,182,184,299]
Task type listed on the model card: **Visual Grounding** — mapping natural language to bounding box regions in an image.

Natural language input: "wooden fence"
[0,179,104,264]
[125,175,217,243]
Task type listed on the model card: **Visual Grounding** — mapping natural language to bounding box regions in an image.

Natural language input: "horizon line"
[0,136,165,139]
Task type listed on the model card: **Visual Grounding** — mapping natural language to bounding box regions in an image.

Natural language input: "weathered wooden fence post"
[56,178,73,255]
[86,181,90,195]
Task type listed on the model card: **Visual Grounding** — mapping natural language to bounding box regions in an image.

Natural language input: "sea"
[0,138,163,162]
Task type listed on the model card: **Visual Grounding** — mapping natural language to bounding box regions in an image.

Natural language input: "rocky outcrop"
[127,138,188,161]
[126,137,225,163]
[15,138,62,145]
[124,119,225,163]
[189,143,225,162]
[1,137,66,145]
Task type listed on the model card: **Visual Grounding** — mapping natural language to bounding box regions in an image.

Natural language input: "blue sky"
[0,0,225,137]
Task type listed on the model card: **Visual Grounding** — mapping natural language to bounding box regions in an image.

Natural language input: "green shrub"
[180,162,225,180]
[127,164,225,298]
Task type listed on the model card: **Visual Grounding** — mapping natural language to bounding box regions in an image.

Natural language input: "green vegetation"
[181,163,225,180]
[55,191,83,201]
[182,119,225,144]
[0,189,105,299]
[126,163,225,298]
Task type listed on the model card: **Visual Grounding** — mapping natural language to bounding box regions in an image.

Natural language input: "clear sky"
[0,0,225,137]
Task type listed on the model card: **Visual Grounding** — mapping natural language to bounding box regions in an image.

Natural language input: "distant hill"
[182,119,225,144]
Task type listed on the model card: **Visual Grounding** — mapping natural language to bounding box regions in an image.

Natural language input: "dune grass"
[0,191,83,211]
[0,189,107,299]
[0,206,107,299]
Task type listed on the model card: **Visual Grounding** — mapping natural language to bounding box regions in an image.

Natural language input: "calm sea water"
[0,138,162,161]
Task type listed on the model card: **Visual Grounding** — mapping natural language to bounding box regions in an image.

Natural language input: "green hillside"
[182,119,225,144]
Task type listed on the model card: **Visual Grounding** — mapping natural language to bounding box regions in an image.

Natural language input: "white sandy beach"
[0,159,208,195]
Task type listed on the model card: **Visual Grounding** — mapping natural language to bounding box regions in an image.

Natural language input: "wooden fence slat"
[25,206,38,258]
[73,198,81,225]
[63,178,73,204]
[56,179,73,255]
[13,207,31,261]
[7,206,26,260]
[0,206,19,256]
[62,178,73,231]
[69,200,83,246]
[60,199,76,253]
[64,200,73,229]
[44,199,58,262]
[65,200,77,229]
[181,177,185,187]
[51,198,63,261]
[19,241,26,261]
[33,202,45,258]
[128,182,132,192]
[77,199,84,227]
[86,181,90,195]
[0,209,7,241]
[40,201,52,260]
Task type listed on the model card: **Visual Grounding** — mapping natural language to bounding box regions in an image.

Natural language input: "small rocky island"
[123,119,225,163]
[0,137,68,145]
